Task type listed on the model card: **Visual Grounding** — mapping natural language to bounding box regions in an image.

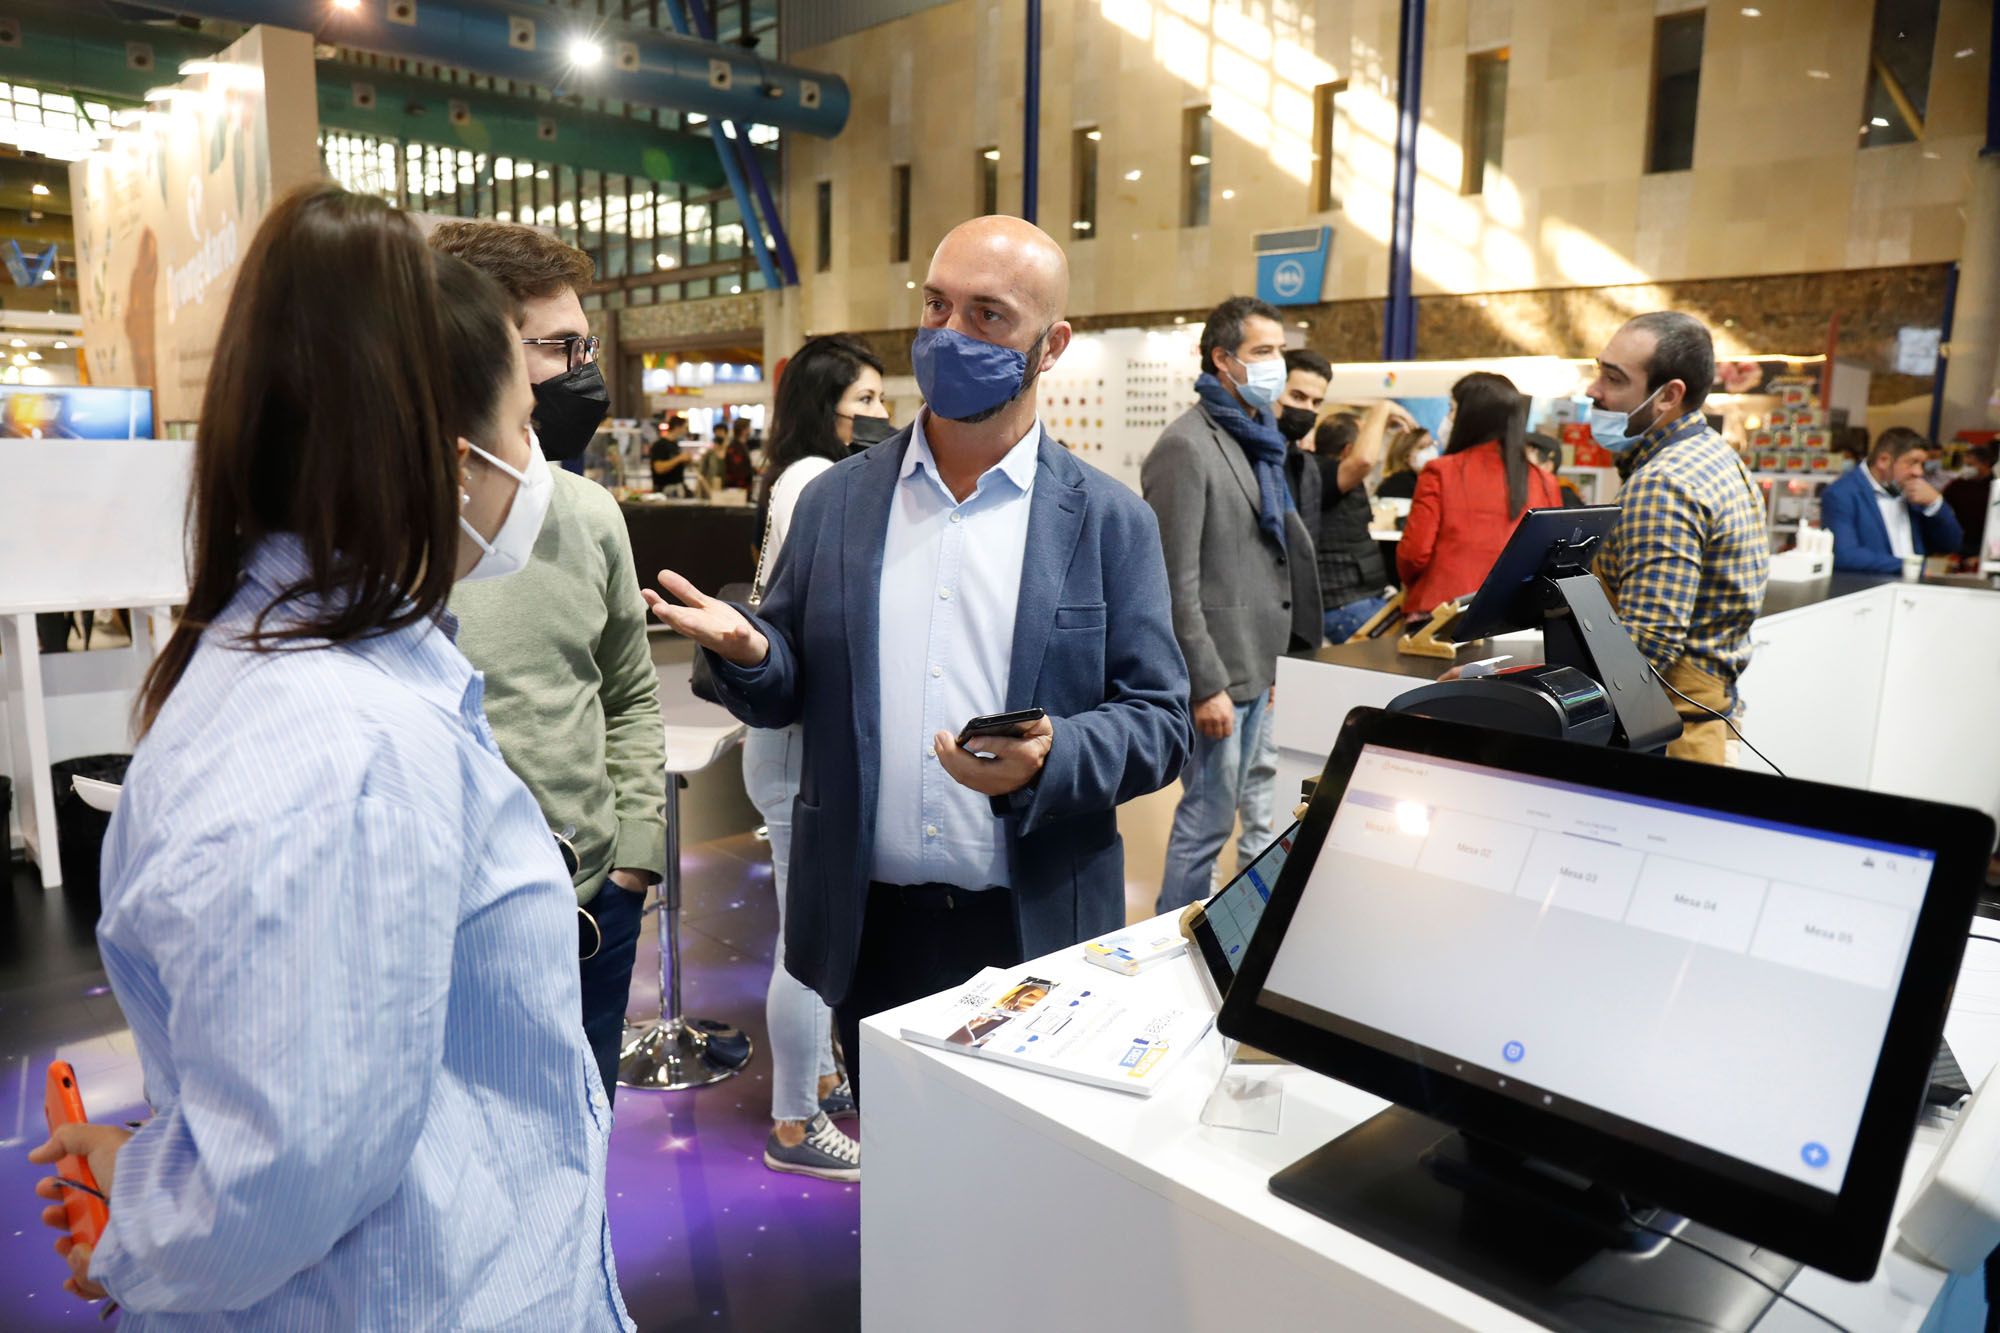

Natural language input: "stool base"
[618,1017,746,1091]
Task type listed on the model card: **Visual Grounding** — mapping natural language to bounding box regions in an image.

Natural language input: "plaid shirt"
[1598,410,1769,686]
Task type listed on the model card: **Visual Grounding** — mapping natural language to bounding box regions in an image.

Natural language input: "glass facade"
[320,133,770,309]
[313,0,780,312]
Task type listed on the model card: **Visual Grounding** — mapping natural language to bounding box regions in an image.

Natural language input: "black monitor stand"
[1526,547,1681,754]
[1271,1107,1799,1332]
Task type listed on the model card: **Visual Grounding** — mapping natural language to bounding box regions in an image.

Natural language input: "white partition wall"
[0,440,191,885]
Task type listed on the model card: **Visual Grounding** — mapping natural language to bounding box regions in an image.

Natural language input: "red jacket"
[1398,442,1560,616]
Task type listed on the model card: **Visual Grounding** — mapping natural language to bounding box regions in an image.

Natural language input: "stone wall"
[619,291,767,345]
[821,264,1950,403]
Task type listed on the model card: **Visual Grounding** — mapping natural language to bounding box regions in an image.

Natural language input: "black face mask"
[1277,405,1317,443]
[845,412,899,452]
[531,361,611,461]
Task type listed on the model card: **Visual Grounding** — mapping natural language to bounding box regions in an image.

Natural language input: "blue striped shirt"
[91,537,632,1331]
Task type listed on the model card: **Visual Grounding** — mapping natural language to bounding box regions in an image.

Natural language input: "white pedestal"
[862,919,1976,1332]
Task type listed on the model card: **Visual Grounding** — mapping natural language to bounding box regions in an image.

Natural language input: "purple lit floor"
[0,825,864,1332]
[0,631,1186,1331]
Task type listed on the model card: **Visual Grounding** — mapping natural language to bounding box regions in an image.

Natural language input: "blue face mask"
[912,326,1044,423]
[1223,349,1287,412]
[1586,384,1664,454]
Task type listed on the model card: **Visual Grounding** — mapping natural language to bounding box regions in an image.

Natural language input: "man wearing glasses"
[430,222,666,1108]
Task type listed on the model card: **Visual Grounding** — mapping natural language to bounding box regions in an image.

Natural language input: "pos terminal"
[1386,507,1683,753]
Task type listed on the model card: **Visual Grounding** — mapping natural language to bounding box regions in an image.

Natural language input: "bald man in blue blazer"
[648,218,1192,1094]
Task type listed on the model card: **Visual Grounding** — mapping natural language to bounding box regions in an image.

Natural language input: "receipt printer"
[1388,662,1615,747]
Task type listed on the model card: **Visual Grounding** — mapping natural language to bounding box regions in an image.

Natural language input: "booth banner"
[68,26,320,425]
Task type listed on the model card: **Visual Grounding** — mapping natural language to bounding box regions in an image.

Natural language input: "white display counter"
[862,918,1993,1333]
[1271,575,2000,824]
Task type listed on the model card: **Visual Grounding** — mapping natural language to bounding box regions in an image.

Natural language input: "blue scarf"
[1195,373,1293,549]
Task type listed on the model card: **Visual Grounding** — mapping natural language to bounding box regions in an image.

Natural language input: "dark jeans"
[834,883,1023,1106]
[580,874,649,1109]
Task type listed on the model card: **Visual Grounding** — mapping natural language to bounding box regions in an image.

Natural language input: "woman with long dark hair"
[745,333,887,1182]
[29,184,631,1328]
[1398,370,1559,616]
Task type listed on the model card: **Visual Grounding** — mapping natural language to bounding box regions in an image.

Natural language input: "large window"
[1647,12,1704,174]
[1463,49,1509,195]
[1182,105,1212,228]
[815,179,832,273]
[1861,0,1942,146]
[1311,80,1345,213]
[891,163,912,263]
[1072,127,1099,240]
[978,146,1000,216]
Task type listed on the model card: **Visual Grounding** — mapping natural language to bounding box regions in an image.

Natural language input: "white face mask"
[458,427,553,582]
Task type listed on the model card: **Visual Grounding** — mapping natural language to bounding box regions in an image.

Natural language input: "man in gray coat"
[1144,295,1322,914]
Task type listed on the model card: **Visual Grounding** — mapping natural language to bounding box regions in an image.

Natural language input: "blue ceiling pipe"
[670,0,798,286]
[131,0,851,138]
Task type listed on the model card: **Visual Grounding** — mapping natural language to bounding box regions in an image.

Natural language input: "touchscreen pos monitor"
[1221,709,1993,1331]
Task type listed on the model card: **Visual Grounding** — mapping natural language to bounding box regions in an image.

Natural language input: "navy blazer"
[1821,464,1964,574]
[704,427,1193,1006]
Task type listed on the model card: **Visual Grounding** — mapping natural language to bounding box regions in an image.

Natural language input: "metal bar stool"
[619,709,752,1092]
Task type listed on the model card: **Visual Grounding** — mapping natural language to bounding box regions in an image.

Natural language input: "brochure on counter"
[899,964,1214,1096]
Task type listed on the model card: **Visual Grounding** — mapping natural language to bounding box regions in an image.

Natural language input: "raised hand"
[641,570,770,667]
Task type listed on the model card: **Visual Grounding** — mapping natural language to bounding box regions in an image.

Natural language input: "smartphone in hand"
[955,707,1047,749]
[43,1062,108,1249]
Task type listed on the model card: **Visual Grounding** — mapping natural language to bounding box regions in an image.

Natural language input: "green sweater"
[450,469,667,903]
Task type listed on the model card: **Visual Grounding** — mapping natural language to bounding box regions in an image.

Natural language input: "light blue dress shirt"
[90,536,632,1331]
[871,413,1041,890]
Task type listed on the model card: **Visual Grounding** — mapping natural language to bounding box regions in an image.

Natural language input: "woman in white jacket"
[748,334,894,1180]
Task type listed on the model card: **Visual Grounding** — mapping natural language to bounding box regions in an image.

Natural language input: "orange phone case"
[43,1061,108,1249]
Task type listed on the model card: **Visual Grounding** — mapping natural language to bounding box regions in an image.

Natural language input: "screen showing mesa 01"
[1263,745,1937,1194]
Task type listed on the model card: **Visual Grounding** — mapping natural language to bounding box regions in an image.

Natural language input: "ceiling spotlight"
[983,149,1000,161]
[1221,188,1235,200]
[1806,69,1831,79]
[567,38,603,66]
[1124,169,1142,181]
[25,350,40,361]
[30,182,49,196]
[905,280,916,288]
[1740,6,1760,15]
[1071,221,1090,230]
[1870,116,1890,127]
[331,0,362,12]
[1188,154,1210,166]
[52,340,67,350]
[1173,315,1187,324]
[686,113,707,126]
[1086,130,1102,141]
[1955,48,1976,59]
[40,271,55,283]
[9,339,24,348]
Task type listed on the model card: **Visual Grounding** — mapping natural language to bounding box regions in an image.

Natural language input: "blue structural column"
[1383,0,1426,361]
[679,0,800,286]
[665,0,784,290]
[1022,0,1042,223]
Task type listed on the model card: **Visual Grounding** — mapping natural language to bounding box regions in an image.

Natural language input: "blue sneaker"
[764,1112,860,1182]
[819,1078,857,1121]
